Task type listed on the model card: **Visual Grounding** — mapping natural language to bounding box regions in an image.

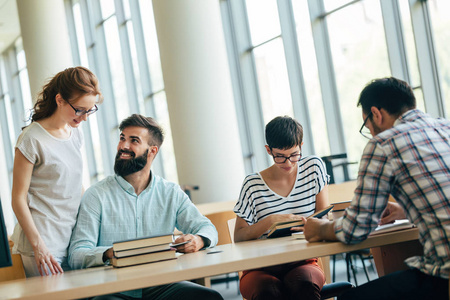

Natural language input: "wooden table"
[0,228,419,300]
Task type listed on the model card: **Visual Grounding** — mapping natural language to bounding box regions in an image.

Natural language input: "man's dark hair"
[265,116,303,150]
[357,77,416,117]
[119,114,164,148]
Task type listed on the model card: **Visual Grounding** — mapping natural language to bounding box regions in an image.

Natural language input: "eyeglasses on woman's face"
[64,99,98,116]
[270,150,302,164]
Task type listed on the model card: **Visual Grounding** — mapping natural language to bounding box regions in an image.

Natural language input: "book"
[370,219,415,236]
[113,234,174,252]
[329,200,352,220]
[267,205,334,239]
[111,249,177,268]
[113,241,190,258]
[292,232,305,239]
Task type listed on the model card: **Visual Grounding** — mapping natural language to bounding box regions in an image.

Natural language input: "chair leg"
[358,254,371,282]
[332,254,336,282]
[345,254,352,283]
[349,255,359,286]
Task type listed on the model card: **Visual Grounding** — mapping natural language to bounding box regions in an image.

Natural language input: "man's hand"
[380,202,407,225]
[173,234,204,253]
[302,217,337,242]
[102,247,114,262]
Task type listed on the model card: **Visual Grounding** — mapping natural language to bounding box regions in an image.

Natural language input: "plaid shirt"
[335,109,450,279]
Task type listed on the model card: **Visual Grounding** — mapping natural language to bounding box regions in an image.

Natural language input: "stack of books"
[111,234,177,268]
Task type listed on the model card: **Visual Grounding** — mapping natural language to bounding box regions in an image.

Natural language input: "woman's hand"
[270,214,305,232]
[268,213,302,224]
[33,239,64,276]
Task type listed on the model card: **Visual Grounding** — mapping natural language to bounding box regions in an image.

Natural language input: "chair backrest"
[204,210,237,245]
[0,239,26,282]
[227,218,236,244]
[321,153,357,184]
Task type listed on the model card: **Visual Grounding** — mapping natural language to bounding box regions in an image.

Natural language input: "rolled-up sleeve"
[175,190,218,247]
[334,140,393,244]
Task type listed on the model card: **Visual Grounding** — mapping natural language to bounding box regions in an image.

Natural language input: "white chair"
[227,218,236,243]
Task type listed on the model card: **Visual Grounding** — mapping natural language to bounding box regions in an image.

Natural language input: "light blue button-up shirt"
[68,172,218,296]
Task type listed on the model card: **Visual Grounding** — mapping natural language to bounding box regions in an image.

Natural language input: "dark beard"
[114,149,149,177]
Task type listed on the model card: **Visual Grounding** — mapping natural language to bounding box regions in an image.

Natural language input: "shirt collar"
[393,109,424,127]
[114,171,154,196]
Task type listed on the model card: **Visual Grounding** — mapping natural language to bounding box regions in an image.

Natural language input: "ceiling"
[0,0,20,53]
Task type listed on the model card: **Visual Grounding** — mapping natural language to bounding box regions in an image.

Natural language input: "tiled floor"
[211,253,379,300]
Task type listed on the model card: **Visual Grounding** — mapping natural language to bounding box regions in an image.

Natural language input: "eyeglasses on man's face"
[271,150,302,164]
[359,111,373,139]
[65,99,98,116]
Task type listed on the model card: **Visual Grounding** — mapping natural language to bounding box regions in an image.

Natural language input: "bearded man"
[69,114,222,300]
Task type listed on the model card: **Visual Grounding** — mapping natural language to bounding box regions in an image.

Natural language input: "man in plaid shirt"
[303,77,449,299]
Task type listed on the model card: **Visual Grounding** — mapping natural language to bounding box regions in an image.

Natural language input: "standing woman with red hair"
[10,67,103,277]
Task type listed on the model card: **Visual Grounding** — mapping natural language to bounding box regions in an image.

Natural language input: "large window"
[398,0,425,110]
[1,0,448,215]
[326,0,390,166]
[221,0,447,181]
[292,0,329,155]
[428,0,450,117]
[0,38,32,232]
[0,0,182,231]
[246,1,294,127]
[66,0,178,184]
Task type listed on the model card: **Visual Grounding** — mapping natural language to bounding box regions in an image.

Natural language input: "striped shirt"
[234,156,329,228]
[335,109,450,279]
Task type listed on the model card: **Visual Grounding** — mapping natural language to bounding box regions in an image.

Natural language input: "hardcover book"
[370,219,415,236]
[111,249,177,268]
[113,234,174,252]
[267,205,334,239]
[114,241,189,258]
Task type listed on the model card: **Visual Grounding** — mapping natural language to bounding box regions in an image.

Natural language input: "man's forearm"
[320,220,338,241]
[304,218,338,242]
[69,246,110,269]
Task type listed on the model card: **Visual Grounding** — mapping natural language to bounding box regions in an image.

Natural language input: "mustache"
[117,149,135,157]
[114,148,148,177]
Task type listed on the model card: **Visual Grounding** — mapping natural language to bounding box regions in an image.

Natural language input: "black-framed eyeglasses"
[359,111,373,139]
[65,99,98,116]
[271,150,302,164]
